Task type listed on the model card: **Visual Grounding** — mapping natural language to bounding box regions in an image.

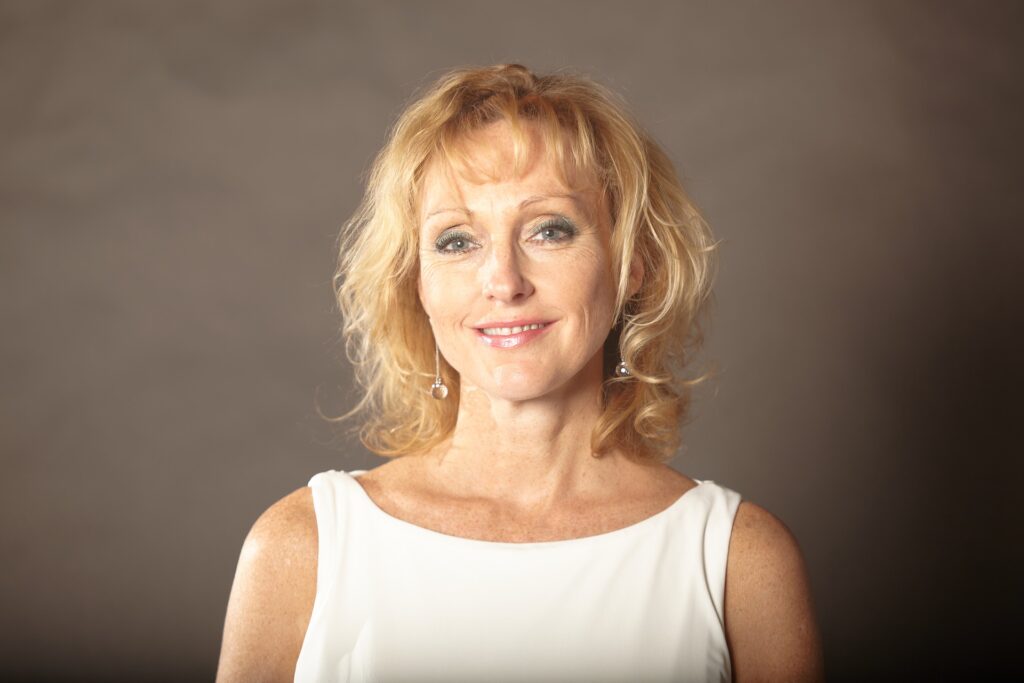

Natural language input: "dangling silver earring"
[430,342,449,399]
[615,355,630,378]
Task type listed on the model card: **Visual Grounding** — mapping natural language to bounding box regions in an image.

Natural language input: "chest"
[358,477,691,543]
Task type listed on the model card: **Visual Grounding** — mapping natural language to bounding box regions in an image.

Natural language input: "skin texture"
[215,121,824,682]
[726,502,826,682]
[216,487,316,683]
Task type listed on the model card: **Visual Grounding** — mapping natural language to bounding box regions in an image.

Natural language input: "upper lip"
[473,319,554,329]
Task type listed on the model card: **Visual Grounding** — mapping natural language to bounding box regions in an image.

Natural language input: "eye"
[529,216,578,244]
[434,229,477,254]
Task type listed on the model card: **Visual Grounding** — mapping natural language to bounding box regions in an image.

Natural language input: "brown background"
[2,1,1021,681]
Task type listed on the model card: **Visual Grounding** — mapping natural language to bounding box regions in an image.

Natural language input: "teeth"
[481,323,547,336]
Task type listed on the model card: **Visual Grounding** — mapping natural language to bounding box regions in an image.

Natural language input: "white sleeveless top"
[294,469,742,683]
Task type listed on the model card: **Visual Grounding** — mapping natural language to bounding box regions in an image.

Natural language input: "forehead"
[416,120,602,219]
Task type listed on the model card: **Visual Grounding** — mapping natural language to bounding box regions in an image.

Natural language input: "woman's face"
[417,120,632,403]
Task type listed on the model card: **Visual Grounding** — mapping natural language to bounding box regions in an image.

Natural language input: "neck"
[419,358,633,509]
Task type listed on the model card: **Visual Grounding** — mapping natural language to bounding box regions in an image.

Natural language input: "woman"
[217,64,824,682]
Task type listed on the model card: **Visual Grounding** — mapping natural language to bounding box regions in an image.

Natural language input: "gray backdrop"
[2,1,1020,680]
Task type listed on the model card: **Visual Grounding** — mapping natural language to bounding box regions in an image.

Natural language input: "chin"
[479,367,576,403]
[487,386,554,403]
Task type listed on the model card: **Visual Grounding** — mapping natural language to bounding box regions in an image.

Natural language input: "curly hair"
[331,63,717,463]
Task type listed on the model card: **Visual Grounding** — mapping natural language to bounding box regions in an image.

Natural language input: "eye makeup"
[433,229,476,254]
[430,214,580,256]
[529,216,578,243]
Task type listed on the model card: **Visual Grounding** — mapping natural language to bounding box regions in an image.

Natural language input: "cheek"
[419,263,468,323]
[417,269,435,317]
[582,276,617,338]
[547,251,617,334]
[418,262,447,314]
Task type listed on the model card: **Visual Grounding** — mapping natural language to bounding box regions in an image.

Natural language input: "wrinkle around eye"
[528,215,579,243]
[432,229,480,255]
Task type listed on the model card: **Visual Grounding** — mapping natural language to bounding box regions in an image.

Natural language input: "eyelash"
[531,217,578,243]
[433,217,578,255]
[434,230,475,254]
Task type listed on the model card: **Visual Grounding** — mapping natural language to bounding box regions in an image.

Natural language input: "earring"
[430,342,449,399]
[614,355,630,378]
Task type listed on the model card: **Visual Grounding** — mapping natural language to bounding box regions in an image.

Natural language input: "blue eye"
[531,217,577,243]
[434,230,476,254]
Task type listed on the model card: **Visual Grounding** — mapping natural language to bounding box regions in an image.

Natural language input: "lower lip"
[475,323,554,349]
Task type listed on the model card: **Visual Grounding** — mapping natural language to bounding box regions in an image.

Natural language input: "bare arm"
[724,502,825,683]
[216,487,318,683]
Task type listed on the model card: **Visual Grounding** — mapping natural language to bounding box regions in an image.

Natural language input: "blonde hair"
[332,64,716,464]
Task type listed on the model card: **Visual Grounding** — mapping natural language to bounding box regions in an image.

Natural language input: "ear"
[626,251,644,299]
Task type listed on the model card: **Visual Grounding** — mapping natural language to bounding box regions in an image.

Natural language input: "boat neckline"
[338,468,710,549]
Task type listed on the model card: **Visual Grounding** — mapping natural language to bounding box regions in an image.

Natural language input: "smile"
[475,321,554,349]
[480,323,547,335]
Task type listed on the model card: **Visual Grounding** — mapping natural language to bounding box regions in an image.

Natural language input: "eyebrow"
[424,193,583,221]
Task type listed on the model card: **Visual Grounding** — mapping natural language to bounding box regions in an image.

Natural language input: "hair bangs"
[423,97,599,196]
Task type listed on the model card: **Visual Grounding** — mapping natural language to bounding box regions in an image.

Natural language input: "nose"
[480,242,534,303]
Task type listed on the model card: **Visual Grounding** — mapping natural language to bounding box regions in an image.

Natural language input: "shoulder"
[723,501,825,682]
[246,485,317,553]
[728,501,803,571]
[622,460,700,503]
[230,486,318,615]
[216,486,318,682]
[234,486,318,587]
